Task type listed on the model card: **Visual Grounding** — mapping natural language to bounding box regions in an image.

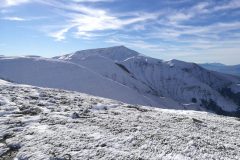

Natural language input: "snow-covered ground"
[1,80,240,160]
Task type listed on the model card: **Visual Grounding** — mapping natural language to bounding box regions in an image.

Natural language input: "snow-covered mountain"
[0,46,240,117]
[121,57,240,113]
[0,80,240,159]
[200,63,240,77]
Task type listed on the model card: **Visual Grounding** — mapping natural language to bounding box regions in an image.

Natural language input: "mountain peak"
[109,45,127,49]
[58,46,141,62]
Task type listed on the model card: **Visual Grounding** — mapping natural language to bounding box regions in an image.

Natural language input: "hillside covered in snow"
[0,46,240,117]
[0,80,240,160]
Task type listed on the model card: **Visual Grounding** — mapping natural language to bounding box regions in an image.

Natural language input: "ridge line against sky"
[0,0,240,64]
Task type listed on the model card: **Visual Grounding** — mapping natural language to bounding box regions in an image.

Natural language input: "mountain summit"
[56,46,140,62]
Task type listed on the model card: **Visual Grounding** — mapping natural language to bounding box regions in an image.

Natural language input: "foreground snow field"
[0,80,240,160]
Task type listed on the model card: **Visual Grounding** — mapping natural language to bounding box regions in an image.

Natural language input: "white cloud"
[39,0,159,41]
[168,13,193,24]
[167,2,210,24]
[106,38,166,52]
[71,0,114,2]
[151,21,240,42]
[132,24,145,31]
[0,0,30,7]
[71,12,157,34]
[213,0,240,11]
[48,29,67,41]
[2,16,26,21]
[47,26,74,41]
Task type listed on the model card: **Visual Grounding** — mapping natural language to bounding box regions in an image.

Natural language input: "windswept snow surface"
[0,81,240,160]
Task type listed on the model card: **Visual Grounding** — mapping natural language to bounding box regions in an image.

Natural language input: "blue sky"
[0,0,240,64]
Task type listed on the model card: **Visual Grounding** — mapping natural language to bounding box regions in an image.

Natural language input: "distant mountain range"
[0,46,240,117]
[200,63,240,77]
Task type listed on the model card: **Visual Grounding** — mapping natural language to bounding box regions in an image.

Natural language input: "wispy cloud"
[106,37,167,52]
[0,0,30,8]
[1,15,49,22]
[38,0,159,41]
[48,27,72,41]
[71,12,158,36]
[152,21,240,39]
[71,0,114,2]
[2,16,26,21]
[213,0,240,11]
[166,2,210,25]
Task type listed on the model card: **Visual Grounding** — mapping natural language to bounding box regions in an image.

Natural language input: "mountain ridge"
[0,46,240,117]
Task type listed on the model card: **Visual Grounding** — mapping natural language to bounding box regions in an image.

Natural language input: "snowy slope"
[0,81,240,160]
[56,46,240,116]
[121,57,240,113]
[0,56,158,106]
[56,49,180,109]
